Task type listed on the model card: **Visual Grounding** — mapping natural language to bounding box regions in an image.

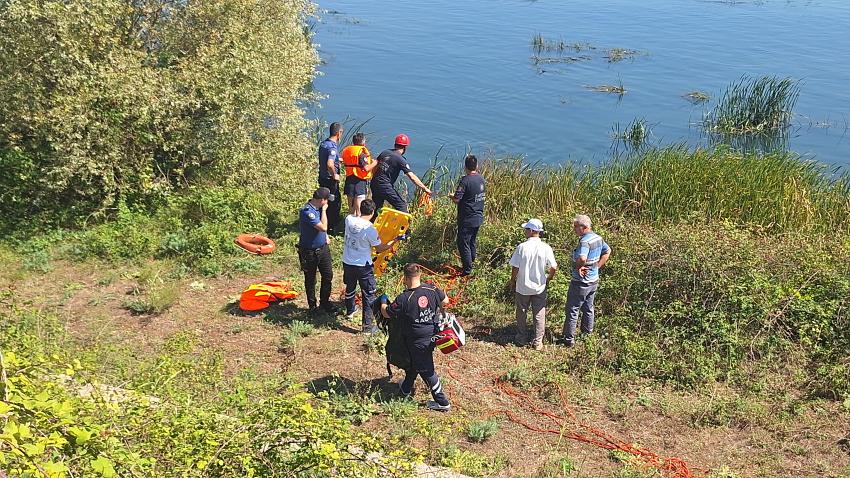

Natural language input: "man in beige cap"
[509,218,558,350]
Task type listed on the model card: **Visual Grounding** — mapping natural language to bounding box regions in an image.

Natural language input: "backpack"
[374,295,411,377]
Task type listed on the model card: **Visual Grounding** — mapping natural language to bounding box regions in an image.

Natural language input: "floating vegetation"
[586,81,626,95]
[604,48,641,62]
[705,76,799,135]
[531,33,596,53]
[683,91,711,104]
[612,118,652,149]
[531,55,592,65]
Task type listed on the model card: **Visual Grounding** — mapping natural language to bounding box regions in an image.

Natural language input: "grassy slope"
[3,226,848,477]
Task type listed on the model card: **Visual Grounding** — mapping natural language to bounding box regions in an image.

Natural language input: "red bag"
[433,313,466,355]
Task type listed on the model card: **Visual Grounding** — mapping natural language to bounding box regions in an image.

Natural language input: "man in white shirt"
[342,199,396,333]
[509,218,558,350]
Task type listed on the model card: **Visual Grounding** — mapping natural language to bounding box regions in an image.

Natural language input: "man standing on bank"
[449,154,486,276]
[342,199,398,333]
[509,218,558,350]
[318,122,343,234]
[371,133,432,213]
[558,214,611,347]
[380,263,451,411]
[298,187,337,314]
[341,132,377,217]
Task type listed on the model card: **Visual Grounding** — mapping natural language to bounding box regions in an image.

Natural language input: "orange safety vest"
[342,145,373,180]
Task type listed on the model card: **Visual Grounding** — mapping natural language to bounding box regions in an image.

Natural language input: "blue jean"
[343,263,377,330]
[563,280,598,343]
[456,225,480,274]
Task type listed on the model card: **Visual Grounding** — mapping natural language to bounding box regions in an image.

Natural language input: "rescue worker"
[380,263,451,412]
[342,199,398,333]
[341,132,377,217]
[318,122,343,234]
[449,154,485,276]
[371,133,432,213]
[298,187,338,314]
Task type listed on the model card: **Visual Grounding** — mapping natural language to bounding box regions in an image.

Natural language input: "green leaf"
[91,455,116,477]
[68,426,94,445]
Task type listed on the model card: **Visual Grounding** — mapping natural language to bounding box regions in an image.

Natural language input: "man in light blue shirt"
[558,214,611,347]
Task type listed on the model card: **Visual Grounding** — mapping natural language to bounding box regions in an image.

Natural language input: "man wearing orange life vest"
[342,132,378,216]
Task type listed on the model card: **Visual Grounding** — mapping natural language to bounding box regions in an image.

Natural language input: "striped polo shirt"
[571,232,610,283]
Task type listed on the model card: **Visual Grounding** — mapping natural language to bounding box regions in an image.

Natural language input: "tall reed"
[705,76,799,135]
[428,146,850,233]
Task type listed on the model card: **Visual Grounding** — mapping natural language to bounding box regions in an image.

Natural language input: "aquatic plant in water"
[683,91,710,104]
[705,76,799,135]
[612,118,651,149]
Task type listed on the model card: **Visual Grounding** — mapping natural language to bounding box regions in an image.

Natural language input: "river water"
[310,0,850,170]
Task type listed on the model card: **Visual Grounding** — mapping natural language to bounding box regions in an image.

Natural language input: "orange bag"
[239,281,298,311]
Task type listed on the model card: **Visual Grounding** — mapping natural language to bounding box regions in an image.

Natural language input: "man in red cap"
[370,133,432,213]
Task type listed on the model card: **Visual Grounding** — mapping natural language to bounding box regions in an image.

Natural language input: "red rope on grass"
[491,378,701,478]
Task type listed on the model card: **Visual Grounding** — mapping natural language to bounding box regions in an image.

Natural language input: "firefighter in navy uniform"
[318,122,343,234]
[380,263,451,412]
[370,133,432,214]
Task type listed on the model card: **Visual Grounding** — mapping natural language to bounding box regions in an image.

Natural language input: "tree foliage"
[0,0,317,227]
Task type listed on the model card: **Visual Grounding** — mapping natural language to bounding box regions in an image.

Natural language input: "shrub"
[0,0,317,229]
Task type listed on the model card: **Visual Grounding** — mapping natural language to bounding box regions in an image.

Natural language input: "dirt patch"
[5,258,850,477]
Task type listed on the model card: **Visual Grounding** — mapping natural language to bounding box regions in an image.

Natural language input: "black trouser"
[372,187,408,214]
[456,225,480,275]
[400,334,449,406]
[298,244,333,308]
[343,263,377,330]
[318,178,341,234]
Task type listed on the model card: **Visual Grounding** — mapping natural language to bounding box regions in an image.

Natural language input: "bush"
[0,0,317,229]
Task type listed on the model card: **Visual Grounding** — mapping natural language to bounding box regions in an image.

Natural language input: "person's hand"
[579,266,589,277]
[321,202,328,211]
[423,187,432,195]
[334,174,341,182]
[326,235,332,245]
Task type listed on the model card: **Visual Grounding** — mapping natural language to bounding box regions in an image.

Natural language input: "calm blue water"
[310,0,850,170]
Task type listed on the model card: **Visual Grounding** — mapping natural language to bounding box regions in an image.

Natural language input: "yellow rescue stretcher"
[372,207,412,277]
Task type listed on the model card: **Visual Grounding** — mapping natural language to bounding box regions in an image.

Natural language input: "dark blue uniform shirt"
[318,138,340,183]
[298,201,327,249]
[371,149,412,193]
[455,172,486,228]
[388,284,447,340]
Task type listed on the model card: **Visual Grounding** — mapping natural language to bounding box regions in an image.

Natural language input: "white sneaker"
[345,307,360,319]
[426,400,451,412]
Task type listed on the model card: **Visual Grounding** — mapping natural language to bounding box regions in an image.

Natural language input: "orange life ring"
[234,234,277,255]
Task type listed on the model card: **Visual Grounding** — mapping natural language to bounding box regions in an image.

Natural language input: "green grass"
[466,419,500,443]
[612,118,651,149]
[431,146,850,234]
[705,76,800,135]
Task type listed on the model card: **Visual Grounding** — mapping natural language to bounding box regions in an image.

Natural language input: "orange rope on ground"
[490,378,701,478]
[418,193,434,216]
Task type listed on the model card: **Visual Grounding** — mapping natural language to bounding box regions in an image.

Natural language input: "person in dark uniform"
[298,187,338,313]
[371,133,432,213]
[449,154,486,276]
[380,263,451,412]
[318,122,343,234]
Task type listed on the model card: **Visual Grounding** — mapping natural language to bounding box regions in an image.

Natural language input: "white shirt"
[509,237,558,296]
[342,215,382,266]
